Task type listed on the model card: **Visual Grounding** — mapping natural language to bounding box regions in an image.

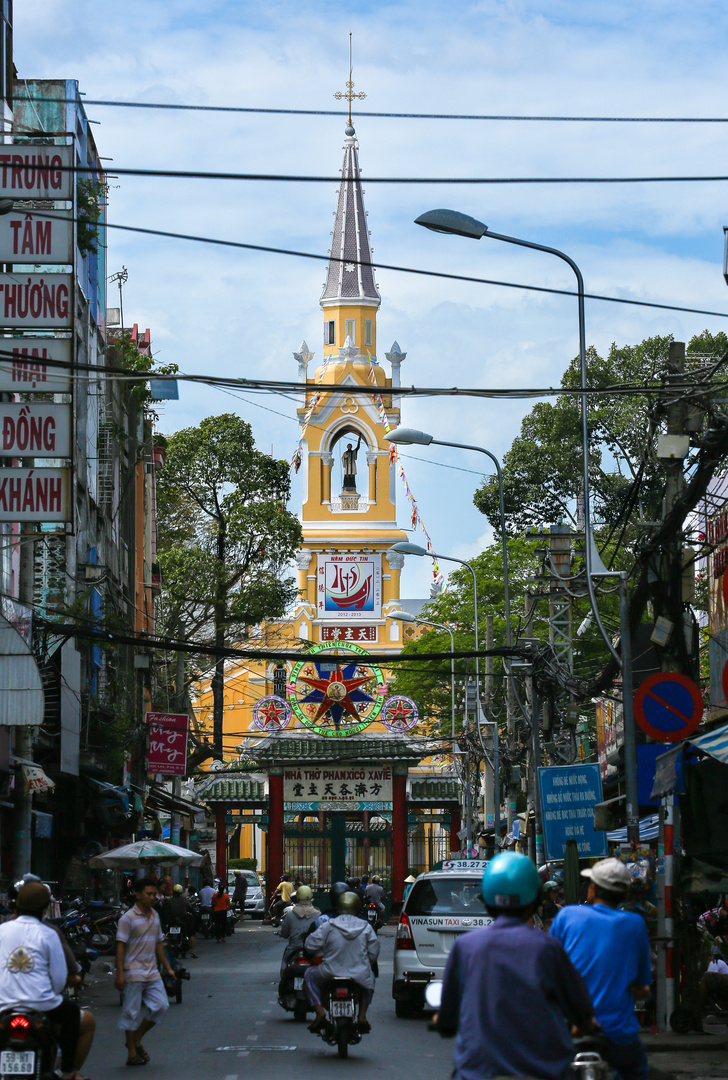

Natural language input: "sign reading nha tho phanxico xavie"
[284,765,393,811]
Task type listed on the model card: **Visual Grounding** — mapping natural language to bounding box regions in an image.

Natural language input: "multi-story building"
[0,80,164,882]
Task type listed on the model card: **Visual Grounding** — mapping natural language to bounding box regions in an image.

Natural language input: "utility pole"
[654,339,688,1031]
[13,522,35,878]
[530,668,544,867]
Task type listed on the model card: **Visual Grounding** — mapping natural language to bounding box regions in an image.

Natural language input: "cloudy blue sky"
[15,0,728,598]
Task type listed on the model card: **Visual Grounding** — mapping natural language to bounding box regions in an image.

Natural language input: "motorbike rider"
[436,853,596,1080]
[165,884,198,958]
[304,890,379,1034]
[278,885,320,993]
[0,882,96,1080]
[550,857,652,1080]
[364,875,385,917]
[271,873,294,923]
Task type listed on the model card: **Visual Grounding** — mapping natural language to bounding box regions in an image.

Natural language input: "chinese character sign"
[146,712,189,776]
[317,554,381,620]
[283,765,392,809]
[321,625,377,642]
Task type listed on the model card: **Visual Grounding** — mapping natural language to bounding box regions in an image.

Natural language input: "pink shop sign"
[146,712,189,776]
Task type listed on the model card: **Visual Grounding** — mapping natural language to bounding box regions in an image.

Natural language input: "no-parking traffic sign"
[633,672,703,742]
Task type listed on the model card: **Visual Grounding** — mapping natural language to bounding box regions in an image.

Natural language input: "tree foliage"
[474,335,678,536]
[155,414,303,763]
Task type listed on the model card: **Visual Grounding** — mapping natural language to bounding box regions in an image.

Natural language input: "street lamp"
[385,428,511,651]
[390,540,500,842]
[414,208,639,844]
[389,610,456,744]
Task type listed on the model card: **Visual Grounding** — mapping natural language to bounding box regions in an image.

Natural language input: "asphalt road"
[84,922,453,1080]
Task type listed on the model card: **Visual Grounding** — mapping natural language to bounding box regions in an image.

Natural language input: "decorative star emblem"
[297,660,375,730]
[344,263,356,272]
[253,695,291,732]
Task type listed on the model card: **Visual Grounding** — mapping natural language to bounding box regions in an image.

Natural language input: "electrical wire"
[21,162,728,186]
[99,217,728,321]
[20,95,728,123]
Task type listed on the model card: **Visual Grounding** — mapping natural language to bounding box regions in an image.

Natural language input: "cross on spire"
[334,32,366,127]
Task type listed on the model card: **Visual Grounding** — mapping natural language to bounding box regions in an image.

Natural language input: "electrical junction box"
[656,435,690,460]
[650,616,674,647]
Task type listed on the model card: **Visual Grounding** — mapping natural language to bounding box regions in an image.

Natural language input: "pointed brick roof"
[321,127,381,307]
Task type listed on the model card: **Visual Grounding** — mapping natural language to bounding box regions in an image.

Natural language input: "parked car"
[392,860,492,1018]
[226,869,265,918]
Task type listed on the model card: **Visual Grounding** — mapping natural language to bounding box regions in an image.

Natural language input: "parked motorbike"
[0,1005,57,1080]
[197,907,213,940]
[84,899,122,955]
[309,977,366,1058]
[278,950,315,1022]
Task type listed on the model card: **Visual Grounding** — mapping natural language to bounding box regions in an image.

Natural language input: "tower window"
[345,319,355,343]
[326,320,335,345]
[364,320,373,347]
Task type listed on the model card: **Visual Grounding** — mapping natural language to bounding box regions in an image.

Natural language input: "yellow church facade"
[192,119,455,882]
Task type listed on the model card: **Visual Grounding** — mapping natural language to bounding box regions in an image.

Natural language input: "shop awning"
[651,721,728,799]
[607,814,660,842]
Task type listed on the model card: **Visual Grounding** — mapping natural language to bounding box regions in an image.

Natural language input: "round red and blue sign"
[633,671,703,743]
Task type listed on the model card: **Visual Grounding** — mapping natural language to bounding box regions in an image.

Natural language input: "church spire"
[320,124,381,310]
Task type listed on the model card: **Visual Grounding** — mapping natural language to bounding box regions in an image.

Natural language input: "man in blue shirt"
[550,857,651,1080]
[436,853,595,1080]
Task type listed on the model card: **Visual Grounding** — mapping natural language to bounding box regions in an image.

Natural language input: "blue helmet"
[481,852,540,911]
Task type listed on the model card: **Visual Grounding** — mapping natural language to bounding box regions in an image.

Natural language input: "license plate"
[330,1000,354,1018]
[169,926,181,935]
[1,1050,35,1075]
[294,978,304,990]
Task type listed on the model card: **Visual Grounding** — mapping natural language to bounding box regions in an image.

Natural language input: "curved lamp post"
[390,540,500,841]
[413,208,638,843]
[389,610,456,744]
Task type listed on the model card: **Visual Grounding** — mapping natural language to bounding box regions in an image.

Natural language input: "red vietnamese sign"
[146,712,188,776]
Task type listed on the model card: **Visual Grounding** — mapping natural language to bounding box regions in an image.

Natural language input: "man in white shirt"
[701,949,728,1012]
[0,882,95,1079]
[198,881,215,909]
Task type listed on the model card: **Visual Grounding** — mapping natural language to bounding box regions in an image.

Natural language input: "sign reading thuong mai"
[284,765,392,804]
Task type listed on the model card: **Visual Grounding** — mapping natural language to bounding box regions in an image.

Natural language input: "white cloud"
[13,0,728,600]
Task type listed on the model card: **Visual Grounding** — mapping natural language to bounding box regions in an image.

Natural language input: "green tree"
[390,538,539,734]
[474,335,678,537]
[156,414,303,763]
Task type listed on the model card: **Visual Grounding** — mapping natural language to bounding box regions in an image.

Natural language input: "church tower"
[292,119,410,658]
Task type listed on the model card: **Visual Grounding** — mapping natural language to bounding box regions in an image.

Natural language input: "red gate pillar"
[450,805,461,854]
[268,771,284,906]
[215,810,227,881]
[392,769,408,904]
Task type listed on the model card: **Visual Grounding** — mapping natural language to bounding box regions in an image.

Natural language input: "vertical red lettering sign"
[146,712,189,776]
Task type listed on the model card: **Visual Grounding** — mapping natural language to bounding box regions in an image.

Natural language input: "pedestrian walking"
[231,870,248,918]
[212,881,231,942]
[550,857,652,1080]
[115,877,176,1066]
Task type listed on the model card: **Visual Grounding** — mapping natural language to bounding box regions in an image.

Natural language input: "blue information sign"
[539,764,607,861]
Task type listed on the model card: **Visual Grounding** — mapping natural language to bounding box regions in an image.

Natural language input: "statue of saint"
[341,435,363,491]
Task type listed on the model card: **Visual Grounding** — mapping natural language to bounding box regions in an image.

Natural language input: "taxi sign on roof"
[440,859,488,872]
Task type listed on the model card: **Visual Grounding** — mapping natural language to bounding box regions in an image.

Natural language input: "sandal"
[357,1020,371,1034]
[135,1048,150,1064]
[125,1057,146,1067]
